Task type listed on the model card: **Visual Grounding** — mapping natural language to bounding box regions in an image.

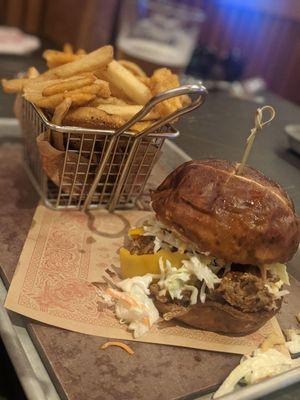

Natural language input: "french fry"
[27,67,40,79]
[150,68,184,116]
[43,50,81,68]
[118,60,146,77]
[63,43,73,54]
[67,92,96,107]
[131,120,154,132]
[34,93,64,109]
[94,67,132,102]
[64,107,126,130]
[69,80,110,98]
[42,75,96,96]
[51,97,73,150]
[88,96,129,107]
[23,79,63,102]
[52,97,72,125]
[106,60,151,105]
[139,75,151,87]
[43,46,113,79]
[76,48,86,55]
[1,44,185,136]
[1,78,29,93]
[97,104,159,121]
[33,92,95,110]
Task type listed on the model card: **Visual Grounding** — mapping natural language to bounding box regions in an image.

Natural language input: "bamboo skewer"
[236,105,276,175]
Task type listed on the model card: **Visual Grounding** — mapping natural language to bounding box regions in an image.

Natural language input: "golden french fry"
[94,67,132,101]
[130,120,154,132]
[51,98,73,150]
[88,96,129,107]
[23,79,63,102]
[139,75,151,87]
[34,92,95,110]
[76,48,86,55]
[27,67,40,79]
[150,68,184,116]
[63,43,73,54]
[34,93,64,109]
[1,78,29,93]
[43,50,81,68]
[65,80,110,98]
[118,59,146,77]
[64,107,126,129]
[66,92,96,107]
[181,94,192,107]
[106,60,151,105]
[42,46,113,79]
[42,75,96,96]
[52,97,72,125]
[97,104,159,120]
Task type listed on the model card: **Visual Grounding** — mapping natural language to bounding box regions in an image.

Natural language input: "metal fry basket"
[19,84,207,211]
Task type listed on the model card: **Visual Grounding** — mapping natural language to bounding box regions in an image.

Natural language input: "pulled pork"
[150,269,279,313]
[127,234,155,255]
[215,271,277,312]
[150,283,192,307]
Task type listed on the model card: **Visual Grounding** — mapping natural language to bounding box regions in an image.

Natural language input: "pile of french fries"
[2,43,188,133]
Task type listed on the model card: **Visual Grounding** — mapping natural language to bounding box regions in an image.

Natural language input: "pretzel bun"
[151,160,300,265]
[154,299,281,335]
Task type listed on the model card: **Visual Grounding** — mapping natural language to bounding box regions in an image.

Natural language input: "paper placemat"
[5,205,284,355]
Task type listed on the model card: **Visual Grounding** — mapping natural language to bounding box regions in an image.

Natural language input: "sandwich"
[113,160,300,337]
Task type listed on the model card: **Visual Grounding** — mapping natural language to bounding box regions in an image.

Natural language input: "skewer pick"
[236,105,276,175]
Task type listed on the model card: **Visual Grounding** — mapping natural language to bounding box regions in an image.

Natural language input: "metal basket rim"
[26,99,179,139]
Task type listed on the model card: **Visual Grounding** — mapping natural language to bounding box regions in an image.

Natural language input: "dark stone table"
[175,90,300,215]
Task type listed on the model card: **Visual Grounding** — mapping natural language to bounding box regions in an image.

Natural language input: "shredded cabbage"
[157,258,196,303]
[108,275,159,338]
[214,349,294,398]
[286,331,300,354]
[265,280,289,299]
[200,281,206,303]
[140,217,224,305]
[266,263,290,285]
[182,256,221,290]
[142,216,192,254]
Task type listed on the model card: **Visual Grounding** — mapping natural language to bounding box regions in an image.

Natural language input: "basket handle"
[82,83,207,211]
[115,83,207,137]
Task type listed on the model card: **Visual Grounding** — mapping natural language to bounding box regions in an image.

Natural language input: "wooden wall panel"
[199,0,300,103]
[0,0,299,102]
[42,0,119,50]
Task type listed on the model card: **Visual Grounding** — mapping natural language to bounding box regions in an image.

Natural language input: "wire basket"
[19,84,207,211]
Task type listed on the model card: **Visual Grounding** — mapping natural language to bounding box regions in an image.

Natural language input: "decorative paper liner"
[5,205,285,355]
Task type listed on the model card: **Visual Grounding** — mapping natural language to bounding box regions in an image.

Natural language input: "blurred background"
[1,0,300,103]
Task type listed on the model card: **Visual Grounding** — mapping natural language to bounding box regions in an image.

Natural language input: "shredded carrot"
[100,341,134,355]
